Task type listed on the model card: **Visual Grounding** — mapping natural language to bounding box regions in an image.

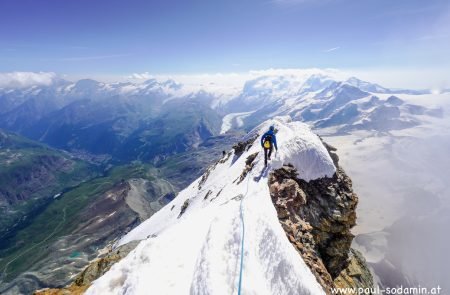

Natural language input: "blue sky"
[0,0,449,84]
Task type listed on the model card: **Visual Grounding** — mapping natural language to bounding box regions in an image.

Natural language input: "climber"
[261,125,278,167]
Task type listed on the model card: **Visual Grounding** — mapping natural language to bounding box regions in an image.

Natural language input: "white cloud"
[323,46,340,53]
[90,68,349,97]
[4,67,446,92]
[128,72,153,80]
[144,67,447,92]
[345,67,450,90]
[248,68,347,80]
[140,68,348,98]
[0,72,57,88]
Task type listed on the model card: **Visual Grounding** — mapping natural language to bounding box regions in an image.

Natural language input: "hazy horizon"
[1,67,449,91]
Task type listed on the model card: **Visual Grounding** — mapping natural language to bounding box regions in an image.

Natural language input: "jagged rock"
[209,188,223,202]
[204,190,212,200]
[33,285,89,295]
[322,141,337,152]
[268,140,373,294]
[198,168,212,190]
[218,151,232,164]
[33,241,140,295]
[236,152,259,184]
[329,152,339,167]
[232,135,257,157]
[320,137,340,166]
[245,152,258,166]
[77,241,139,286]
[334,248,375,292]
[178,199,190,218]
[197,151,231,190]
[198,157,224,190]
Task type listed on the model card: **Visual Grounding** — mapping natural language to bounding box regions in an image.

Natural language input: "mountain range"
[0,73,443,161]
[0,71,448,294]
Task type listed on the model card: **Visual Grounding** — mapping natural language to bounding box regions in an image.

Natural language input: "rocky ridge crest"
[268,140,374,294]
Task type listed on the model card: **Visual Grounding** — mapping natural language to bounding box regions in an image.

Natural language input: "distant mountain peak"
[344,77,388,93]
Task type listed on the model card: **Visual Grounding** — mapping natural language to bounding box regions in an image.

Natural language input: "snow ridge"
[86,117,334,295]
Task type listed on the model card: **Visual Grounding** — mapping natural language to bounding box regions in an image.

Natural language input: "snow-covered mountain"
[48,117,373,295]
[0,71,441,143]
[218,75,442,134]
[4,71,447,293]
[2,71,448,294]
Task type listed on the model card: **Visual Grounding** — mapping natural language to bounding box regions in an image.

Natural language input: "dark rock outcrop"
[236,152,259,184]
[232,135,257,158]
[178,199,190,218]
[268,142,374,294]
[334,248,374,291]
[34,241,140,295]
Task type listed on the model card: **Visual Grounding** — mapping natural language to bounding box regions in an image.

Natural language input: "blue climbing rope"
[237,174,251,295]
[237,193,245,295]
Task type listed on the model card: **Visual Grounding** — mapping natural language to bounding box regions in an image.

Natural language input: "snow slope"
[86,117,335,295]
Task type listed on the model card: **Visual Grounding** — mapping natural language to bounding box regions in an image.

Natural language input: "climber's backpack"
[263,134,272,149]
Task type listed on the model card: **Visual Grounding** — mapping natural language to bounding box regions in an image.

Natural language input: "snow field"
[86,117,334,295]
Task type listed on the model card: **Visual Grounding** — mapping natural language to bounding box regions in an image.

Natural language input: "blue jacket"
[261,130,278,150]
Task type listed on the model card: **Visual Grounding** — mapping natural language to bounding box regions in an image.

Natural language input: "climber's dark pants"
[264,147,273,166]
